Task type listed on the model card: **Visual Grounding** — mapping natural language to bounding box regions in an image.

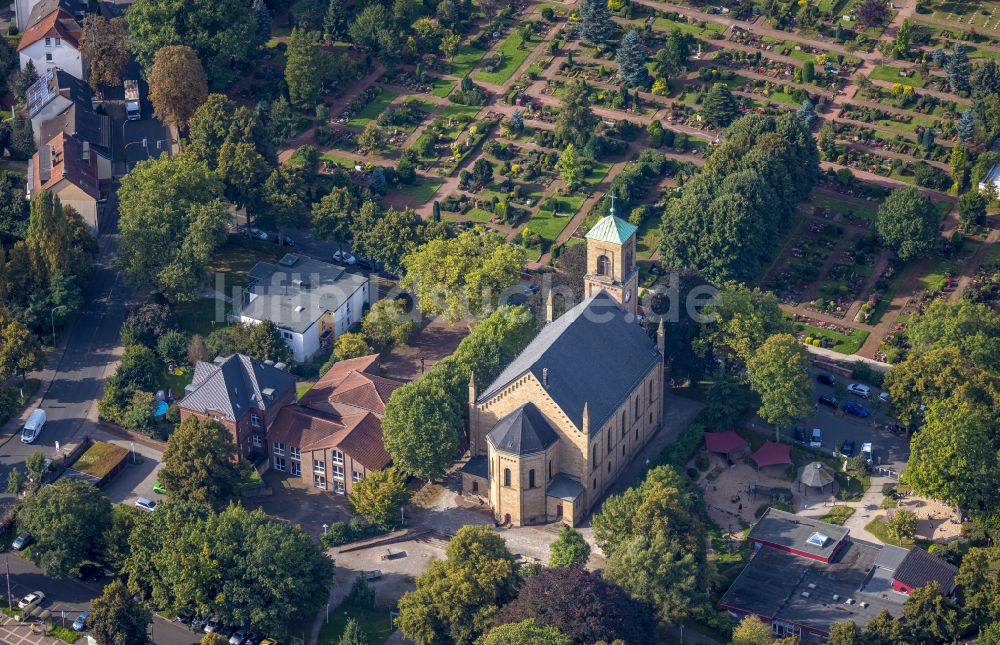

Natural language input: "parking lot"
[758,370,910,474]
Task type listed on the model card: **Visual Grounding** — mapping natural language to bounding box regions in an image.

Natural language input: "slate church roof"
[478,290,661,434]
[487,402,559,455]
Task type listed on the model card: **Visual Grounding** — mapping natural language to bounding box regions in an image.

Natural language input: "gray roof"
[25,0,84,28]
[893,547,957,594]
[478,290,661,434]
[749,508,850,560]
[487,403,559,455]
[460,455,488,479]
[178,354,297,422]
[720,539,905,636]
[240,254,369,334]
[38,103,111,151]
[546,473,584,501]
[874,544,910,572]
[26,68,92,118]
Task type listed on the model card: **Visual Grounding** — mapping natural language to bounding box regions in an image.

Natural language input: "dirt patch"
[899,497,963,543]
[380,317,470,381]
[696,453,811,534]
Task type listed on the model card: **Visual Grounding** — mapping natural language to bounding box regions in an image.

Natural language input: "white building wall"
[19,40,84,81]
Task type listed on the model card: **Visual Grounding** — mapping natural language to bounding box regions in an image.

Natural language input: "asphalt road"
[0,552,200,645]
[0,236,131,487]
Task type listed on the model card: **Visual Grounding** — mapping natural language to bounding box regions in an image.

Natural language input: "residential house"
[17,0,86,80]
[719,508,958,640]
[38,100,112,180]
[27,131,101,230]
[177,354,298,460]
[238,253,370,363]
[26,68,92,142]
[461,214,665,527]
[267,354,403,494]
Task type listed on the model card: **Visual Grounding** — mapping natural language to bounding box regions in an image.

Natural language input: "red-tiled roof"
[17,9,80,52]
[268,406,347,451]
[299,353,403,416]
[336,412,392,470]
[30,131,100,200]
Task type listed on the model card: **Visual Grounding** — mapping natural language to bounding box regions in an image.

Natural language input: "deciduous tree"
[902,583,959,643]
[80,15,130,92]
[730,615,773,645]
[17,479,113,576]
[0,321,44,384]
[494,567,655,644]
[90,579,152,645]
[548,526,590,567]
[334,332,371,362]
[362,299,415,351]
[557,143,584,188]
[348,466,411,530]
[746,333,813,427]
[904,299,1000,370]
[401,231,525,323]
[857,0,889,26]
[875,186,939,261]
[479,620,571,645]
[397,526,518,645]
[148,45,209,127]
[160,416,243,510]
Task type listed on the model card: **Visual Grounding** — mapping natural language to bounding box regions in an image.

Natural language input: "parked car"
[76,563,104,582]
[355,256,375,270]
[135,497,157,512]
[840,440,856,457]
[271,234,295,246]
[72,611,90,631]
[879,391,890,403]
[816,373,837,386]
[793,427,806,443]
[818,395,838,408]
[810,428,822,448]
[153,481,166,495]
[204,618,220,633]
[843,401,871,418]
[249,228,269,240]
[12,532,32,551]
[847,383,871,398]
[861,443,873,463]
[191,616,207,631]
[18,591,44,610]
[230,628,249,645]
[332,250,357,265]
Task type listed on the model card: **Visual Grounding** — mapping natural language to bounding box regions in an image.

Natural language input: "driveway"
[91,428,164,507]
[243,470,352,539]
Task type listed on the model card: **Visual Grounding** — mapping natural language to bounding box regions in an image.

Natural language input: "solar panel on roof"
[26,69,58,116]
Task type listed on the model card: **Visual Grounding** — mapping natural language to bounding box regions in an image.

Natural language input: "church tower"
[583,198,639,317]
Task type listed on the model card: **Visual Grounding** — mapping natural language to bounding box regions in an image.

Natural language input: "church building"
[461,213,666,526]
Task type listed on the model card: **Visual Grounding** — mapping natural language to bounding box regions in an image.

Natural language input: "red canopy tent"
[704,431,748,456]
[751,441,792,468]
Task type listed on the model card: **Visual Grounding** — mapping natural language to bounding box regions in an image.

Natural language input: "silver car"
[72,611,90,631]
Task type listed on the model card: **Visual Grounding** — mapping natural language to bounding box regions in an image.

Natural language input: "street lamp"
[322,523,328,534]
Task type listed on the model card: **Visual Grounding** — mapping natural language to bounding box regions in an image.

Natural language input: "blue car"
[843,401,871,418]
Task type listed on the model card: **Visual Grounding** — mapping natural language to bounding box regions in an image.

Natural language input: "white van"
[21,409,46,443]
[861,443,873,463]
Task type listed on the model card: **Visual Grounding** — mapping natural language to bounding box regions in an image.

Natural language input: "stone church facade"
[460,214,665,527]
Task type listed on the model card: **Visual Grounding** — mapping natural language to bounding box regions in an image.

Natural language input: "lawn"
[297,382,314,398]
[473,30,534,85]
[810,192,879,220]
[348,88,401,128]
[584,160,613,186]
[398,178,444,204]
[652,16,726,39]
[869,65,927,88]
[428,77,455,98]
[173,297,229,338]
[161,365,193,394]
[208,238,284,289]
[439,103,483,120]
[322,152,358,170]
[865,515,914,547]
[450,43,488,77]
[46,623,80,643]
[317,600,395,645]
[635,216,661,260]
[820,505,856,525]
[793,321,870,355]
[527,194,586,241]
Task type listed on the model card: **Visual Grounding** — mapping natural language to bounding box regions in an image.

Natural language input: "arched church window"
[597,255,610,275]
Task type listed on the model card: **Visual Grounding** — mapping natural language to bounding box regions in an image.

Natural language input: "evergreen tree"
[701,84,740,127]
[798,99,816,128]
[957,108,976,143]
[253,0,271,43]
[338,618,367,645]
[509,108,524,132]
[555,80,597,147]
[616,30,648,87]
[947,44,972,93]
[578,0,614,43]
[323,0,346,40]
[931,47,947,68]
